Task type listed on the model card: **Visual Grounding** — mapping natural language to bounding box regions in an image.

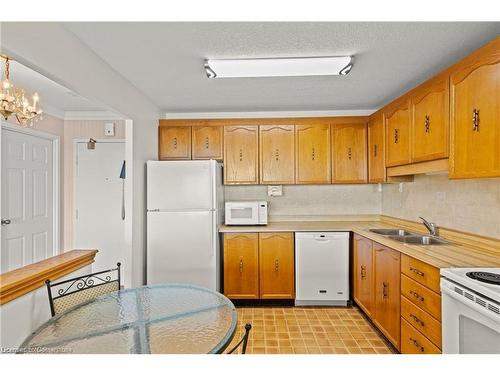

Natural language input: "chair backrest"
[45,262,121,316]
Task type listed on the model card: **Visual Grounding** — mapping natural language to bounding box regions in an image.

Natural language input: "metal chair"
[45,262,121,317]
[227,323,252,354]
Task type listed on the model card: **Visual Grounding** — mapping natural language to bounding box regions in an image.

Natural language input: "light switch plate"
[104,122,115,136]
[268,185,283,197]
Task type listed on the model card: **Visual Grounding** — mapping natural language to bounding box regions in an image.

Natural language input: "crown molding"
[162,109,377,119]
[40,103,66,120]
[64,110,125,121]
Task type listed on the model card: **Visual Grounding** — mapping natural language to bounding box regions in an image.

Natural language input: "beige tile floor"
[226,306,396,354]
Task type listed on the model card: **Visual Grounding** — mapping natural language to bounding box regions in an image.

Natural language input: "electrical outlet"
[436,191,446,202]
[268,185,283,197]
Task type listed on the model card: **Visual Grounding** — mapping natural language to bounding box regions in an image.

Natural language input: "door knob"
[1,219,11,226]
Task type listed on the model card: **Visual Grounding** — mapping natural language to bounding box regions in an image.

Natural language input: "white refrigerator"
[146,160,224,290]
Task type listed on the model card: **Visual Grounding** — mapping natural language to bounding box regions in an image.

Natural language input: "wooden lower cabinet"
[401,296,442,349]
[223,233,259,299]
[223,232,294,300]
[401,274,442,320]
[353,234,374,317]
[259,233,295,299]
[373,243,401,349]
[401,318,441,354]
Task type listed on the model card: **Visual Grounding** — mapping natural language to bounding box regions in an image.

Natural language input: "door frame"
[0,120,61,262]
[73,138,130,285]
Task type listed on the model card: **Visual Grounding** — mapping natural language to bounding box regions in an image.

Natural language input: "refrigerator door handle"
[211,210,216,258]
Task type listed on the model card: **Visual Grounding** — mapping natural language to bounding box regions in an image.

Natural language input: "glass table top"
[20,284,237,354]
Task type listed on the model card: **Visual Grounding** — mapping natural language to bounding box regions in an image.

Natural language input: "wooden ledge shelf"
[0,249,98,305]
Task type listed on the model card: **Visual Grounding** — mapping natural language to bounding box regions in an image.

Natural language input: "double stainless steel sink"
[369,228,449,245]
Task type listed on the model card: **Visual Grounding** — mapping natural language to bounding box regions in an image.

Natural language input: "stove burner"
[466,271,500,285]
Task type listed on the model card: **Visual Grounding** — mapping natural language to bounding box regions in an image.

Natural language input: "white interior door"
[75,141,125,272]
[1,128,55,273]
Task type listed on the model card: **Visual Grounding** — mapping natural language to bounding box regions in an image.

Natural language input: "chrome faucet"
[419,217,437,236]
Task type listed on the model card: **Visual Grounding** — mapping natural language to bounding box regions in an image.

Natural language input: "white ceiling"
[2,59,112,117]
[63,22,500,114]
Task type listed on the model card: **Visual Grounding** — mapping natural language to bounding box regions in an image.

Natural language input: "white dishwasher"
[295,232,349,306]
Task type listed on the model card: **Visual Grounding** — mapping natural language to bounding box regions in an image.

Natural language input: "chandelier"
[0,54,43,127]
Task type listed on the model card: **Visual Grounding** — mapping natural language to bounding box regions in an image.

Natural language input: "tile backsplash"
[382,174,500,239]
[224,184,382,218]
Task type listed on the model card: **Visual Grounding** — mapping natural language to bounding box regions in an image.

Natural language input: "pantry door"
[1,124,58,273]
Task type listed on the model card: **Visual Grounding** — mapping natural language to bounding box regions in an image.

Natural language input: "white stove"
[440,267,500,354]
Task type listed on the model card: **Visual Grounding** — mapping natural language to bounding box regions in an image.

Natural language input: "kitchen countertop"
[219,219,500,269]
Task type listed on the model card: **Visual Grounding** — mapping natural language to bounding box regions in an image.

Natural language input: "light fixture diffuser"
[204,56,353,79]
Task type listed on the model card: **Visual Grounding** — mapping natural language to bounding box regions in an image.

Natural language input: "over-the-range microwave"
[225,201,268,225]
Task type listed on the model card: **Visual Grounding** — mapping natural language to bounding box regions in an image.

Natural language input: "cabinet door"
[223,233,259,299]
[368,114,386,183]
[385,100,411,167]
[332,123,367,183]
[259,232,294,299]
[373,243,401,349]
[158,126,191,160]
[224,126,259,184]
[449,45,500,178]
[259,125,295,184]
[295,124,331,184]
[192,125,223,160]
[411,75,450,163]
[353,235,374,317]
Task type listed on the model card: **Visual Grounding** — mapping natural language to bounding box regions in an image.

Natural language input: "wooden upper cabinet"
[385,99,411,167]
[449,38,500,179]
[259,125,295,184]
[353,235,374,318]
[411,75,450,163]
[224,126,259,184]
[223,233,259,299]
[373,243,401,350]
[332,123,367,183]
[158,126,191,160]
[368,113,386,183]
[259,232,295,299]
[295,124,331,184]
[191,125,223,160]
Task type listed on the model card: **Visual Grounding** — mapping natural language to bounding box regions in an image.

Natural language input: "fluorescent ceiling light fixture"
[204,56,353,78]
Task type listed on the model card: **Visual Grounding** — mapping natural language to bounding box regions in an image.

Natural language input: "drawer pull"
[424,115,430,133]
[239,259,244,274]
[472,109,480,131]
[204,136,210,149]
[410,267,425,277]
[383,282,389,299]
[275,259,279,272]
[409,337,425,352]
[394,129,399,144]
[410,290,425,302]
[409,313,425,327]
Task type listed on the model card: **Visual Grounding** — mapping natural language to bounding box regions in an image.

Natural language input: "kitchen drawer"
[401,274,442,320]
[401,318,441,354]
[401,296,442,348]
[401,255,440,293]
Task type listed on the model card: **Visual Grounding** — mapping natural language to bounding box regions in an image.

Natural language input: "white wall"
[1,23,160,286]
[0,265,92,349]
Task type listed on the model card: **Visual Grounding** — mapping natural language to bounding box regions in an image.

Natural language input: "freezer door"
[147,160,215,210]
[147,211,218,290]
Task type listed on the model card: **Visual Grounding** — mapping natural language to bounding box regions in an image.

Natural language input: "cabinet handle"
[173,137,178,149]
[394,129,399,144]
[275,259,279,272]
[409,314,425,327]
[239,259,244,274]
[410,290,425,302]
[275,148,280,161]
[360,265,367,279]
[424,115,430,133]
[472,109,480,131]
[409,337,425,352]
[204,136,210,149]
[239,149,243,162]
[347,147,352,160]
[409,267,425,277]
[311,147,316,161]
[373,144,378,157]
[382,282,389,298]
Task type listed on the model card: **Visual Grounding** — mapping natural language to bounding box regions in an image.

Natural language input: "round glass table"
[20,284,237,354]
